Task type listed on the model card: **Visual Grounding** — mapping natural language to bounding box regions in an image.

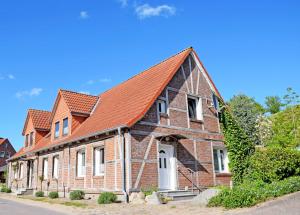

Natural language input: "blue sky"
[0,0,299,150]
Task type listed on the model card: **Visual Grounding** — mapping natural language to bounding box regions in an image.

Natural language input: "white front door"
[159,144,177,190]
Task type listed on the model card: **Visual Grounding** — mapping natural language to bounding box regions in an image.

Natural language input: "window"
[55,122,60,138]
[30,132,34,146]
[77,150,86,177]
[25,134,29,147]
[213,149,228,173]
[157,100,167,114]
[94,147,105,176]
[19,163,24,179]
[43,158,48,179]
[63,118,69,136]
[187,97,203,121]
[52,156,59,179]
[212,93,219,111]
[0,151,5,158]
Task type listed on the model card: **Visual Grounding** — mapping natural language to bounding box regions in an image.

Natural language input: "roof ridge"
[59,89,99,97]
[98,47,193,96]
[28,109,51,113]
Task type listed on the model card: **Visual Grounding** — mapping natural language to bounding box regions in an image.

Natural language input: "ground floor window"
[52,155,59,179]
[43,158,48,179]
[213,148,229,173]
[94,147,105,176]
[77,150,86,177]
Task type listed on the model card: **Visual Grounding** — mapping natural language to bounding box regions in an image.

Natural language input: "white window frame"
[77,150,86,177]
[157,99,167,114]
[187,96,203,121]
[54,122,60,138]
[63,118,69,136]
[94,147,105,176]
[213,148,229,173]
[212,93,220,111]
[52,155,59,179]
[43,158,48,179]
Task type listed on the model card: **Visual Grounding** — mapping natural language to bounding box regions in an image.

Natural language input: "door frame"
[157,143,178,190]
[27,160,33,189]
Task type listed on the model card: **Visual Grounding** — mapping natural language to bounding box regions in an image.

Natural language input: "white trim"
[189,56,194,94]
[166,89,170,126]
[185,94,190,128]
[181,65,190,93]
[196,68,200,95]
[134,135,155,189]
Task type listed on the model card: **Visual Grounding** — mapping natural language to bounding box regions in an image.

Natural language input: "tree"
[228,94,265,145]
[265,96,283,114]
[255,114,272,147]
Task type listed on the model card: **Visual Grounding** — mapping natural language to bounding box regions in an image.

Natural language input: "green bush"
[98,192,117,204]
[48,191,59,199]
[70,190,85,200]
[35,191,44,197]
[0,186,11,193]
[208,176,300,209]
[246,147,300,183]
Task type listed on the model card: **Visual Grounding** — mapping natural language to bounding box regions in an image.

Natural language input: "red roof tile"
[22,109,51,135]
[0,138,7,145]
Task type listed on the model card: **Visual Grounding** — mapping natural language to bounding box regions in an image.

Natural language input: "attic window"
[29,132,34,146]
[187,96,203,121]
[55,122,60,138]
[25,134,29,147]
[212,93,219,111]
[157,100,167,114]
[63,118,69,136]
[0,151,5,158]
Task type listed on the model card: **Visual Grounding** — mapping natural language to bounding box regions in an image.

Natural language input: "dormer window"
[157,100,167,114]
[63,118,69,136]
[29,132,34,146]
[25,134,29,147]
[55,122,60,138]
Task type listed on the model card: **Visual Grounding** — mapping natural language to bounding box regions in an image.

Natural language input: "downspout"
[118,127,128,203]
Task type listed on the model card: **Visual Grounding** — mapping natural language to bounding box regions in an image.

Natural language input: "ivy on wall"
[219,103,255,185]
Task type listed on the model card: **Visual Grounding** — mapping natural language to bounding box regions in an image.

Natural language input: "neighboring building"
[0,138,16,183]
[7,47,231,199]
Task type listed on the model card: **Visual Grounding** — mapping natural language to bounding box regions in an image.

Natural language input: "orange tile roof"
[0,138,7,145]
[11,147,25,159]
[59,90,99,115]
[12,47,222,158]
[22,109,51,135]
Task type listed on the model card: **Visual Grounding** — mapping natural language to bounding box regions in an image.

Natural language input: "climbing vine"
[219,102,255,185]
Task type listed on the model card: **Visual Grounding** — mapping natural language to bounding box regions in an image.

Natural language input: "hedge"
[98,192,117,204]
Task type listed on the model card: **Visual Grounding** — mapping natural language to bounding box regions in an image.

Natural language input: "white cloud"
[79,91,90,95]
[8,74,15,79]
[79,11,89,19]
[118,0,128,7]
[135,4,176,19]
[99,78,111,83]
[16,88,43,99]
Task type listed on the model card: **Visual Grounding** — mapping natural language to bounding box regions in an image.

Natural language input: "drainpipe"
[118,127,128,203]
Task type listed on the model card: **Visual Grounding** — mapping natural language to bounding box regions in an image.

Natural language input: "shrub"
[48,191,59,199]
[70,190,85,200]
[208,176,300,209]
[0,186,11,193]
[98,192,117,204]
[141,187,158,196]
[35,191,44,197]
[246,147,300,183]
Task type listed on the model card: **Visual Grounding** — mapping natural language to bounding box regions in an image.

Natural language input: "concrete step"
[159,190,198,201]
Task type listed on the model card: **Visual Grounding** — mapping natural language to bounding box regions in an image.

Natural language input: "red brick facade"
[7,48,231,198]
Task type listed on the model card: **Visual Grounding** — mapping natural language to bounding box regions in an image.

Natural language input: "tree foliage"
[227,94,265,145]
[265,96,283,114]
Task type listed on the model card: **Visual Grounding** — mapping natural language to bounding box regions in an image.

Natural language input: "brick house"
[7,47,231,199]
[0,138,16,183]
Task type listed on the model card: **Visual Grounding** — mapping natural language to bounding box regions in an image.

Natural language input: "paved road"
[0,198,66,215]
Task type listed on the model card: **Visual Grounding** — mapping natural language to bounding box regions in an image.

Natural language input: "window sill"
[93,175,104,179]
[189,118,203,123]
[215,172,232,177]
[159,113,169,118]
[75,176,85,180]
